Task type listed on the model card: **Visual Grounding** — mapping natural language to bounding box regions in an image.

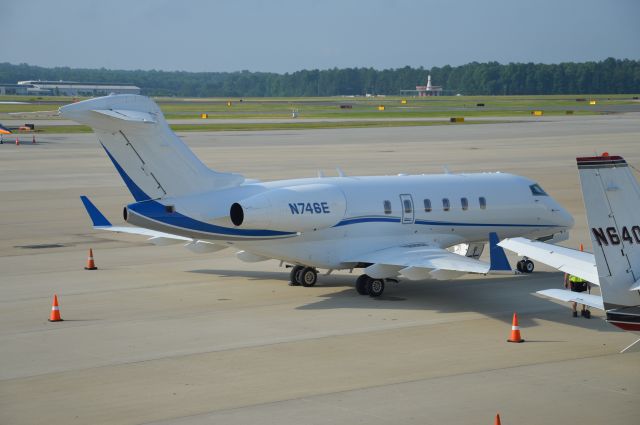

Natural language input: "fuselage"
[125,172,573,269]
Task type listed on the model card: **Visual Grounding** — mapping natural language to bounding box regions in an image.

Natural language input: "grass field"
[17,119,508,134]
[1,94,638,129]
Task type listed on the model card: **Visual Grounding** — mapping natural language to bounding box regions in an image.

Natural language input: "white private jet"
[61,95,574,297]
[500,154,640,337]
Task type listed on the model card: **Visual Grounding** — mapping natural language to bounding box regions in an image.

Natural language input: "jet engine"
[230,184,346,232]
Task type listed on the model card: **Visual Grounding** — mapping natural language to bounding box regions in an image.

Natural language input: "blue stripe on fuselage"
[128,206,554,240]
[334,216,401,226]
[334,216,553,228]
[128,200,296,238]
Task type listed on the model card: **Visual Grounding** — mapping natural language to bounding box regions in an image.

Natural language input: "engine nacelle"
[230,184,346,232]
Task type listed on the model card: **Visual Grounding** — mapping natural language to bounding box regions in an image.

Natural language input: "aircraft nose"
[557,206,575,229]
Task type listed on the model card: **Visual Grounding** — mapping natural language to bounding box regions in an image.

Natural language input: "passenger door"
[400,194,414,224]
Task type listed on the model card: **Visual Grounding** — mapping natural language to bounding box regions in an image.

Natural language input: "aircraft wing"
[80,196,225,252]
[499,237,599,285]
[344,243,492,281]
[536,289,604,310]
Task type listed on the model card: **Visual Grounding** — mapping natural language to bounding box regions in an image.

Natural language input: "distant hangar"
[0,80,140,96]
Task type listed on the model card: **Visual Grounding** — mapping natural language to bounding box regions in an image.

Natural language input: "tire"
[289,265,304,285]
[301,267,317,287]
[524,260,534,273]
[516,260,524,273]
[356,274,370,295]
[367,278,385,297]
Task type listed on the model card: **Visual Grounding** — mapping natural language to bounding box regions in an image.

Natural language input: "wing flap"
[347,243,491,280]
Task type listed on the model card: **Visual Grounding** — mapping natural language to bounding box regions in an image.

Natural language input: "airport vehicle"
[62,94,573,297]
[0,123,12,134]
[500,154,640,335]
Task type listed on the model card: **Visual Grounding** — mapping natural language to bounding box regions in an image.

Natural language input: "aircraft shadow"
[189,268,614,332]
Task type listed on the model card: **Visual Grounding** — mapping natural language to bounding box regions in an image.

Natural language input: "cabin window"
[424,199,432,212]
[383,200,392,215]
[403,199,413,214]
[529,183,548,196]
[442,198,450,211]
[479,197,487,210]
[461,197,468,211]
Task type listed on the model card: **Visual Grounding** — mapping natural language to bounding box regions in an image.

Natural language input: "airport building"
[400,75,443,97]
[0,84,30,96]
[0,80,140,96]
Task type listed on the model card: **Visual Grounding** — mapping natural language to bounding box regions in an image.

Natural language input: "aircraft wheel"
[516,260,525,272]
[356,274,370,295]
[524,260,534,273]
[289,265,304,286]
[367,278,385,297]
[301,267,318,287]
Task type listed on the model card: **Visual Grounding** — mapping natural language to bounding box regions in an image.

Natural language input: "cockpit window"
[529,183,548,196]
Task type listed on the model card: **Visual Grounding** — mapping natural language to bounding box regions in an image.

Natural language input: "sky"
[1,0,639,73]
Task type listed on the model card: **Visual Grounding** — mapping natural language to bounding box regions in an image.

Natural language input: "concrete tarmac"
[1,113,639,424]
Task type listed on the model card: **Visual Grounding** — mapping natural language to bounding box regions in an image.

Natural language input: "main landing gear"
[289,265,317,287]
[516,257,535,273]
[288,267,386,297]
[355,274,385,297]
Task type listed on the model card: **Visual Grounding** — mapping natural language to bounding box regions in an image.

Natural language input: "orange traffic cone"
[49,294,63,322]
[495,413,502,425]
[84,248,98,270]
[15,136,19,146]
[32,134,36,144]
[579,243,584,252]
[507,312,524,343]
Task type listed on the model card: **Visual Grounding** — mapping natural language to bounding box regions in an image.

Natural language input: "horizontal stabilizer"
[536,289,604,310]
[80,195,190,241]
[80,197,223,252]
[93,109,157,123]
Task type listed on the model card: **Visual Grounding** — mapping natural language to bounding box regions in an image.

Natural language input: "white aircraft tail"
[60,95,244,201]
[578,155,640,330]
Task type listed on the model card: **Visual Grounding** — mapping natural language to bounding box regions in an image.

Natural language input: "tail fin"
[577,155,640,310]
[60,95,243,200]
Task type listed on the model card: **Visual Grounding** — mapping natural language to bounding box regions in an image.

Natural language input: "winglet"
[489,232,511,271]
[80,196,112,227]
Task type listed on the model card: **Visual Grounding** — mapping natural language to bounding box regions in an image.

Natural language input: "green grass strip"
[31,119,509,134]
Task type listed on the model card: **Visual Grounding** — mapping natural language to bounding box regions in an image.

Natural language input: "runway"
[1,113,639,424]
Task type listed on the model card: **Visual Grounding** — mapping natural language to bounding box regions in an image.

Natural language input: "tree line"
[0,58,638,97]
